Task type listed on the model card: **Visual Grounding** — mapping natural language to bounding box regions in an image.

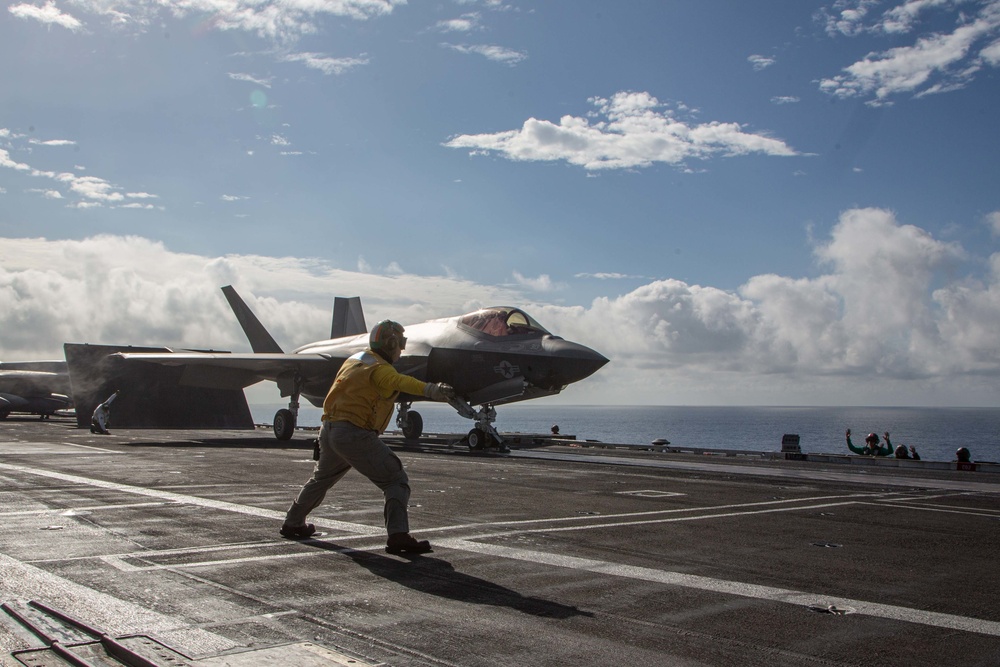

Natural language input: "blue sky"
[3,0,1000,407]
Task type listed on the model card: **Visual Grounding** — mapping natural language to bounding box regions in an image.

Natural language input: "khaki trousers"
[284,421,411,535]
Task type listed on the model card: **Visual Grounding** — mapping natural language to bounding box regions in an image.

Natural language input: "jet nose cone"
[541,337,609,384]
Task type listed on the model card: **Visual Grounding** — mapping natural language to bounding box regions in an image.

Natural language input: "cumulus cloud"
[444,91,798,171]
[512,271,563,292]
[987,210,1000,235]
[8,1,83,31]
[535,208,1000,404]
[819,0,1000,104]
[3,209,1000,406]
[0,236,526,359]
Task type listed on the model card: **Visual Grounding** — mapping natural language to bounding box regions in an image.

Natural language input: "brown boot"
[386,532,432,555]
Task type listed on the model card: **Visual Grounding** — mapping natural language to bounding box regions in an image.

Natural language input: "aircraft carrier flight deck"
[1,416,998,666]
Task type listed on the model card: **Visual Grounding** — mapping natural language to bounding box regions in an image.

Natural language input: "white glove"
[424,382,455,402]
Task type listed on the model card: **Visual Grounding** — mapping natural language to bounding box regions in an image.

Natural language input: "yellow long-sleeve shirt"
[322,350,427,433]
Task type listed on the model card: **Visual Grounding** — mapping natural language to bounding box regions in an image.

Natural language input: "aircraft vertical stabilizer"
[221,285,284,353]
[332,297,366,339]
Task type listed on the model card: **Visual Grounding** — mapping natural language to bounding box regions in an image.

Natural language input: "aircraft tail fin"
[221,285,284,354]
[331,297,366,339]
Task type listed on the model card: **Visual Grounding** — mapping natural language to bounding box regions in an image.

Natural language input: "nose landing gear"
[448,398,507,452]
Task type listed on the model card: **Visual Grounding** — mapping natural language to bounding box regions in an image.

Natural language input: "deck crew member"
[280,320,454,554]
[845,429,892,456]
[90,390,119,435]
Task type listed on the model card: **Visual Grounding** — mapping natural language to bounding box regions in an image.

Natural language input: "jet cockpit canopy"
[459,307,551,338]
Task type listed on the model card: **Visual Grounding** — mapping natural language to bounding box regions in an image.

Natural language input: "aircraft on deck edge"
[116,286,609,448]
[0,360,73,419]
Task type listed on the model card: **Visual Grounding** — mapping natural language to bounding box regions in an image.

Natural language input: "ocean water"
[250,403,1000,464]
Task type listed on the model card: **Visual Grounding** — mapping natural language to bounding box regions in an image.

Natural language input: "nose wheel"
[466,426,502,450]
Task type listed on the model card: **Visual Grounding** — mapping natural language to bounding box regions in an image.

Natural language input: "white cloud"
[748,54,776,70]
[27,189,64,199]
[820,0,884,36]
[229,72,273,88]
[437,13,480,32]
[987,210,1000,235]
[4,212,1000,405]
[441,43,527,65]
[444,91,798,171]
[879,0,955,34]
[0,236,524,358]
[8,1,83,31]
[771,96,800,104]
[0,149,32,172]
[820,1,1000,104]
[512,271,563,292]
[1,140,159,207]
[68,175,125,202]
[574,272,647,280]
[981,36,1000,63]
[29,138,77,147]
[30,0,405,41]
[280,52,370,75]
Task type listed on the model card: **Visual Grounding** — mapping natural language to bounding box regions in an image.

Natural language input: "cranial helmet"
[369,320,406,351]
[865,433,879,445]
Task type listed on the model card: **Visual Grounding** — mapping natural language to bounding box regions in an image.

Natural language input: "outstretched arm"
[846,429,865,455]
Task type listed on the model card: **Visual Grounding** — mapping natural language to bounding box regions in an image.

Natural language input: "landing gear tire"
[274,408,296,441]
[467,427,491,450]
[402,411,423,440]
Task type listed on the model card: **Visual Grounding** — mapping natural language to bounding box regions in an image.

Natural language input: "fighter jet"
[0,360,74,419]
[116,286,608,448]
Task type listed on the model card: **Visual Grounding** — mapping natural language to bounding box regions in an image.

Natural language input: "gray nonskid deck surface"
[1,419,998,666]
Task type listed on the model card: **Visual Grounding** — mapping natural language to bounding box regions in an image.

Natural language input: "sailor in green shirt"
[845,429,893,456]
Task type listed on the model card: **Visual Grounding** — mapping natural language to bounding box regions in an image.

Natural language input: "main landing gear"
[273,374,302,441]
[396,401,424,440]
[396,398,507,451]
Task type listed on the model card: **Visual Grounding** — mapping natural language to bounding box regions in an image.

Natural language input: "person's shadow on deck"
[303,539,592,619]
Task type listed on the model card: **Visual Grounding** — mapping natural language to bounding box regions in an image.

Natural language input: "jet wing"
[116,351,342,394]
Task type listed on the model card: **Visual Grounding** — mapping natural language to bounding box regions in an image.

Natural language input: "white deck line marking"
[60,441,123,453]
[865,502,1000,518]
[0,501,183,517]
[0,461,383,537]
[437,538,1000,638]
[415,491,896,533]
[513,450,1000,492]
[455,501,861,539]
[5,460,999,637]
